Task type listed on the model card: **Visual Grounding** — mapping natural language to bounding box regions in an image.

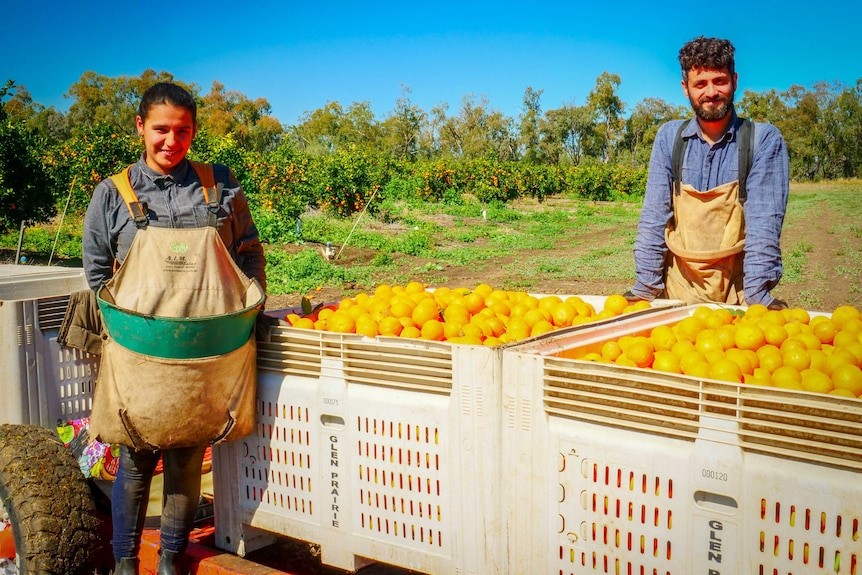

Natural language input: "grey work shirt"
[83,156,266,292]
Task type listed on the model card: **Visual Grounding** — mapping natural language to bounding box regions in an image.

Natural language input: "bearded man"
[627,36,789,308]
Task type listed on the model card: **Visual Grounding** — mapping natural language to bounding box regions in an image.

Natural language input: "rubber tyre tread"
[0,424,99,575]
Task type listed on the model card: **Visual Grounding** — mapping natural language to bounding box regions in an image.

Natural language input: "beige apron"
[663,180,746,304]
[90,224,259,450]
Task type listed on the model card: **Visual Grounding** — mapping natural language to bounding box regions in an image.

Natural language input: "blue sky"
[3,1,860,126]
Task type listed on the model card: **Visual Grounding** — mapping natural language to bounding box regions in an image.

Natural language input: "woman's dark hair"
[137,82,197,122]
[678,37,735,81]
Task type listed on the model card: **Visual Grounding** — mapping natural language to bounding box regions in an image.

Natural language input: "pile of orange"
[574,304,862,398]
[283,282,651,346]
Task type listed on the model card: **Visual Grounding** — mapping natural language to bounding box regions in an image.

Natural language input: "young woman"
[83,82,266,575]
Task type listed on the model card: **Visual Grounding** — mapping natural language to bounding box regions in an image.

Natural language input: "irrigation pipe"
[49,177,76,266]
[335,186,379,261]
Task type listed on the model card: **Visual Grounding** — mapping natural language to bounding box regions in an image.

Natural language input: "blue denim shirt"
[632,112,789,305]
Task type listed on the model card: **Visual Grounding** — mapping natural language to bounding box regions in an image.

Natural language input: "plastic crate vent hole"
[757,499,860,573]
[241,399,314,517]
[557,458,674,575]
[356,415,444,548]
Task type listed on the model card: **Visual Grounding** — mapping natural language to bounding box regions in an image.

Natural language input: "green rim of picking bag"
[96,282,263,359]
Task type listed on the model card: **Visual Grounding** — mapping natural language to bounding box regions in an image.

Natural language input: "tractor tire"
[0,424,99,575]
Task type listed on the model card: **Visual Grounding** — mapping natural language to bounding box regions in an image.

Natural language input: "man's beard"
[691,92,734,121]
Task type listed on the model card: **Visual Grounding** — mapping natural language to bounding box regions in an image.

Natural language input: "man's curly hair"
[678,37,735,81]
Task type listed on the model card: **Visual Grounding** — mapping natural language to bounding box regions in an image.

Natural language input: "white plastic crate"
[0,265,97,426]
[502,305,862,574]
[213,326,505,574]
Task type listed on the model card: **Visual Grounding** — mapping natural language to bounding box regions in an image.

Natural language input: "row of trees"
[2,71,861,238]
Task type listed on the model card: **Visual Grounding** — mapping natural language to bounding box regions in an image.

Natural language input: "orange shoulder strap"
[188,161,219,205]
[109,166,148,227]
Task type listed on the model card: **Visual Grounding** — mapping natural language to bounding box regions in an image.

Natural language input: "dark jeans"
[111,444,207,560]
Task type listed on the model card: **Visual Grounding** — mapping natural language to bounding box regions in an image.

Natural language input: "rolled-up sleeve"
[742,124,789,305]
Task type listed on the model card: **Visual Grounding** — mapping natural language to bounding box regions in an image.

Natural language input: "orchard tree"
[539,104,594,165]
[621,97,686,165]
[586,72,625,162]
[519,86,543,163]
[1,83,70,142]
[381,85,426,160]
[0,81,56,233]
[198,81,284,152]
[65,69,185,135]
[435,94,516,160]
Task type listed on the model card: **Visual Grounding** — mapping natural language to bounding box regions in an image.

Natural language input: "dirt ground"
[264,196,857,314]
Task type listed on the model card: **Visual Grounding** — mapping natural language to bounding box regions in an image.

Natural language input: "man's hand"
[767,298,788,310]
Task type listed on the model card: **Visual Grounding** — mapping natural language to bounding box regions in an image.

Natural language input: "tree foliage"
[2,68,861,239]
[0,81,57,233]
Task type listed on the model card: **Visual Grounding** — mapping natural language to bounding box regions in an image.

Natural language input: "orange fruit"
[405,280,426,294]
[831,305,861,329]
[523,308,550,329]
[653,350,682,374]
[483,336,503,347]
[399,325,421,339]
[771,366,802,388]
[601,340,623,362]
[626,339,655,368]
[800,369,833,394]
[603,294,629,316]
[412,299,441,326]
[675,316,706,343]
[650,325,678,352]
[760,321,788,347]
[463,292,486,315]
[420,319,445,341]
[695,332,723,356]
[378,316,403,336]
[734,323,766,351]
[551,303,578,327]
[745,303,769,319]
[725,348,754,375]
[679,350,707,374]
[328,311,356,333]
[823,349,857,375]
[715,325,737,350]
[671,340,696,357]
[355,315,379,337]
[706,308,735,329]
[796,332,822,351]
[831,363,862,396]
[783,346,812,371]
[293,317,315,329]
[708,359,743,383]
[530,320,555,337]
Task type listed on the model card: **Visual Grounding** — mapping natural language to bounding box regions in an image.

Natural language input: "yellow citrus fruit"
[831,363,862,396]
[483,336,503,347]
[412,299,441,326]
[760,321,788,347]
[328,311,356,333]
[756,345,783,372]
[523,308,550,329]
[601,340,623,362]
[551,303,578,327]
[706,308,734,329]
[695,331,723,356]
[771,366,802,389]
[745,303,769,320]
[405,280,426,294]
[530,320,555,337]
[355,315,379,337]
[831,305,861,329]
[650,325,678,351]
[653,351,682,374]
[783,346,812,371]
[626,339,655,368]
[675,316,706,343]
[671,340,696,357]
[734,323,766,351]
[615,355,638,368]
[708,359,743,383]
[399,325,421,339]
[725,348,754,375]
[420,319,445,341]
[761,309,786,325]
[679,350,707,374]
[715,325,737,350]
[378,316,403,336]
[293,317,315,329]
[603,294,629,316]
[800,369,834,394]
